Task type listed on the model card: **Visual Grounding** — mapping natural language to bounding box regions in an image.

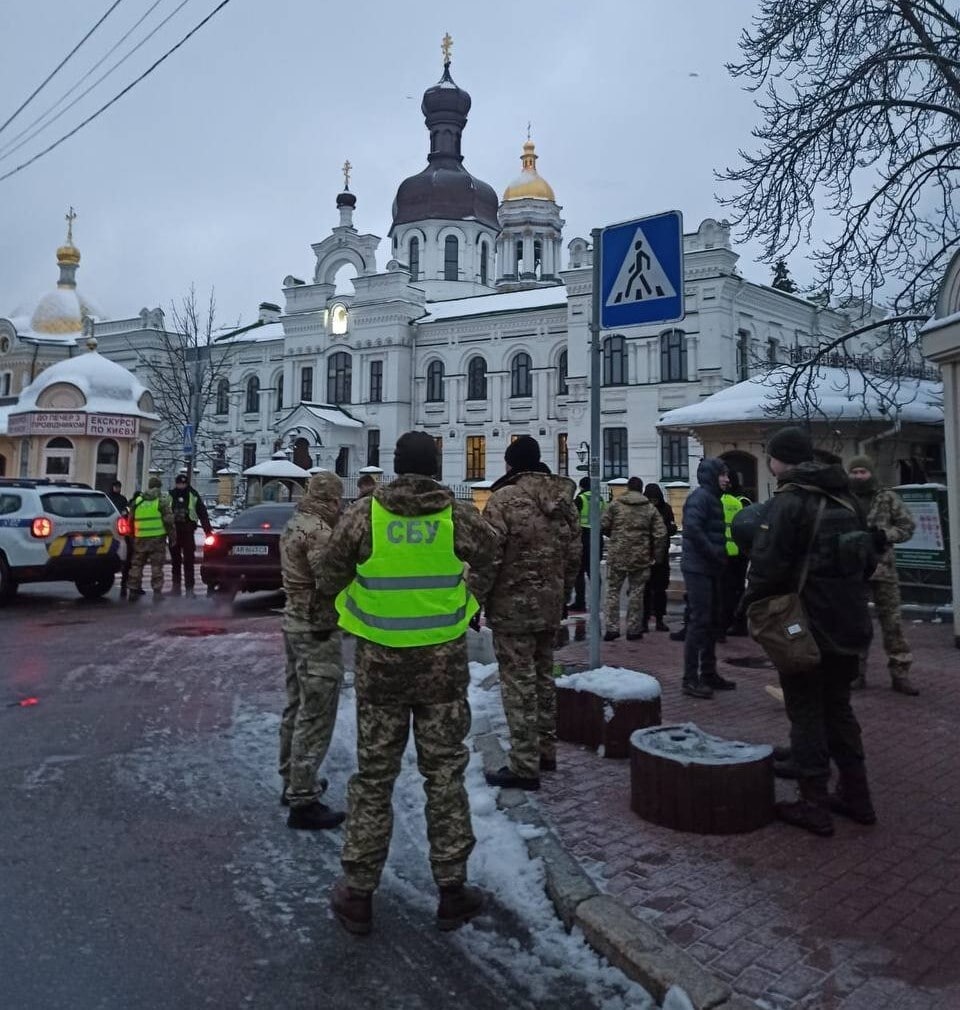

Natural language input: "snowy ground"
[79,624,687,1010]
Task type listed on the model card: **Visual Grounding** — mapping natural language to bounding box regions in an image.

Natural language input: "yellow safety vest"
[132,496,166,539]
[577,491,605,528]
[721,493,743,557]
[335,499,477,648]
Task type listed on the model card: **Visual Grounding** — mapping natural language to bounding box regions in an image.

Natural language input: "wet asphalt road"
[0,584,633,1010]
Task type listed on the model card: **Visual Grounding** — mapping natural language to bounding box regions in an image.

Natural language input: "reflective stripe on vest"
[721,493,743,557]
[133,496,165,539]
[335,499,478,647]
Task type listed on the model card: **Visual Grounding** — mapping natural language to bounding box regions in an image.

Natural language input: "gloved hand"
[869,526,888,552]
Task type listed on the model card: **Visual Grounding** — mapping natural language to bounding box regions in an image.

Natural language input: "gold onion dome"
[56,241,81,265]
[502,140,555,202]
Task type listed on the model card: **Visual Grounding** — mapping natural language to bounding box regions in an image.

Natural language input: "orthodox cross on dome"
[342,159,352,190]
[526,121,532,141]
[441,32,453,65]
[65,205,77,243]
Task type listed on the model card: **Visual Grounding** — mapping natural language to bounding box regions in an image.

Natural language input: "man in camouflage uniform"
[482,436,580,790]
[318,432,497,935]
[601,476,668,641]
[279,471,346,831]
[127,476,175,601]
[848,455,918,695]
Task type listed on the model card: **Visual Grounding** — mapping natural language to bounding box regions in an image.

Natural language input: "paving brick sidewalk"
[540,616,960,1009]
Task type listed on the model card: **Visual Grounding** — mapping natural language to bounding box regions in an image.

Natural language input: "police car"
[0,478,129,602]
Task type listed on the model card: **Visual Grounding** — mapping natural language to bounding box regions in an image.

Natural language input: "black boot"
[682,679,714,700]
[436,884,484,931]
[655,619,670,632]
[603,630,620,642]
[484,766,540,791]
[287,801,345,830]
[669,626,687,642]
[331,879,372,935]
[828,764,877,825]
[776,777,834,836]
[704,673,737,691]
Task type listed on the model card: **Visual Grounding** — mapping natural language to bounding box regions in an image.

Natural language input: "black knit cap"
[766,426,814,465]
[504,435,541,471]
[393,431,438,477]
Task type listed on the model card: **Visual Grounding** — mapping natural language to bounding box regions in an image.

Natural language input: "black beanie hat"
[393,431,438,477]
[766,426,814,465]
[504,435,541,471]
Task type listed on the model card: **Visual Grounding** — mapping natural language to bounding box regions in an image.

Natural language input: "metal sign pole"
[589,227,603,670]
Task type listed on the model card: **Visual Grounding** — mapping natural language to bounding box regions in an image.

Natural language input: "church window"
[331,303,348,335]
[426,360,445,402]
[369,360,383,402]
[211,443,227,477]
[534,239,543,277]
[603,428,628,480]
[660,329,687,382]
[366,429,380,468]
[215,379,230,415]
[300,366,313,402]
[409,237,420,281]
[467,356,487,400]
[603,335,627,386]
[444,236,459,281]
[327,352,352,404]
[242,442,257,470]
[0,372,10,396]
[434,436,443,480]
[516,239,523,273]
[245,375,260,413]
[511,352,533,398]
[558,350,568,395]
[557,432,569,476]
[661,433,689,481]
[95,439,119,492]
[335,447,349,477]
[276,374,284,410]
[736,329,750,380]
[466,435,485,481]
[479,243,489,285]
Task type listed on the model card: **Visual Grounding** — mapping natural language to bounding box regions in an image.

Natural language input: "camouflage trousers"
[493,630,557,779]
[861,578,913,679]
[128,537,168,593]
[342,692,475,893]
[279,628,343,807]
[604,561,651,636]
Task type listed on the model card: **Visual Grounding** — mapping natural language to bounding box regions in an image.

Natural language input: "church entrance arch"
[292,437,312,471]
[720,450,758,502]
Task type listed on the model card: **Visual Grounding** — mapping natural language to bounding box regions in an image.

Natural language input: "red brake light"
[31,517,53,538]
[260,522,271,529]
[204,533,217,547]
[117,516,131,536]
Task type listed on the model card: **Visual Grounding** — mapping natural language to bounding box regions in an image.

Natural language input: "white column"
[522,234,534,275]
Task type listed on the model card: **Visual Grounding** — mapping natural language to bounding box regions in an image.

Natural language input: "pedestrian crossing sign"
[599,211,684,329]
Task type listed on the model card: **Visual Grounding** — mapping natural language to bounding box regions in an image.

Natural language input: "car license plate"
[72,535,102,548]
[231,545,269,555]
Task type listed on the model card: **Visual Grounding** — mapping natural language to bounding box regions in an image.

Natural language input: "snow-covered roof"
[214,320,285,344]
[299,403,363,428]
[420,285,567,322]
[243,455,311,478]
[658,366,942,430]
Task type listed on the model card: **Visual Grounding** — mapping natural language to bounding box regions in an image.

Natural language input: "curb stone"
[473,728,760,1010]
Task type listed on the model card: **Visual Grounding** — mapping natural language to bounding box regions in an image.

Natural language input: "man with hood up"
[482,435,581,790]
[127,476,175,601]
[600,477,668,641]
[743,426,878,837]
[278,471,346,831]
[317,432,497,936]
[680,458,736,698]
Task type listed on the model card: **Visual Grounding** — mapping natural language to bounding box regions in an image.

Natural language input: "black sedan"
[200,503,295,597]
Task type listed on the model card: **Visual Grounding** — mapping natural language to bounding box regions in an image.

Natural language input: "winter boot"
[281,778,328,807]
[828,764,877,825]
[776,777,834,837]
[669,626,687,642]
[330,880,372,935]
[603,630,620,642]
[287,801,345,830]
[891,671,919,696]
[484,766,540,791]
[681,679,714,700]
[626,631,644,641]
[704,673,737,691]
[436,884,484,932]
[655,619,670,632]
[539,755,557,772]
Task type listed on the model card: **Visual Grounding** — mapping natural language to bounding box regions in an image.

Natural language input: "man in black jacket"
[680,458,734,698]
[168,474,213,596]
[107,479,133,595]
[742,426,877,837]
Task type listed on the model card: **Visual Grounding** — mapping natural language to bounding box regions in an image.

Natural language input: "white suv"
[0,479,129,602]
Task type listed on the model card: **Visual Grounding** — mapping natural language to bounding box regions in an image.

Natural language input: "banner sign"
[7,412,139,438]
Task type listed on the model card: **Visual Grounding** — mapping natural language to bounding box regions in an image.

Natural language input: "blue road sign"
[182,423,194,456]
[600,210,684,329]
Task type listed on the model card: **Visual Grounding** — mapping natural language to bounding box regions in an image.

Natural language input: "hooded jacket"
[600,490,669,569]
[849,477,915,582]
[680,459,727,575]
[482,471,581,634]
[129,486,174,540]
[742,461,876,655]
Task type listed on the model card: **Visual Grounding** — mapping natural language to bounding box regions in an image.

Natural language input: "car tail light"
[204,533,217,547]
[31,517,53,538]
[117,516,131,536]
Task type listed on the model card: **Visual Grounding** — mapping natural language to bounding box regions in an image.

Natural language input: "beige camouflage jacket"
[482,471,580,634]
[280,494,341,633]
[863,485,916,582]
[600,490,669,569]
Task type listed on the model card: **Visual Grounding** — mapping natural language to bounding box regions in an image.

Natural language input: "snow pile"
[556,666,661,702]
[632,723,772,766]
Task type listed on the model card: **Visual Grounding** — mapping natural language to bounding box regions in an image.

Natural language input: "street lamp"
[576,441,590,470]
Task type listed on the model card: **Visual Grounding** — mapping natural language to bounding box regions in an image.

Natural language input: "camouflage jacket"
[856,483,915,582]
[482,471,580,634]
[315,475,498,692]
[280,495,340,632]
[600,490,669,569]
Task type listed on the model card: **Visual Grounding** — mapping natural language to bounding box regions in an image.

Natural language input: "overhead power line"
[0,1,126,138]
[0,0,233,184]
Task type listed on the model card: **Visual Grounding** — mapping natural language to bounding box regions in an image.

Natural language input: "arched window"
[511,352,533,398]
[479,243,489,285]
[276,374,284,410]
[95,439,119,492]
[558,349,569,395]
[44,436,73,478]
[245,375,260,413]
[660,329,687,382]
[467,356,487,400]
[444,236,459,281]
[603,335,628,386]
[426,360,445,402]
[216,378,230,415]
[409,237,420,281]
[327,352,352,404]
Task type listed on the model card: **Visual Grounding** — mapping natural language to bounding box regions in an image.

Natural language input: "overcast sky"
[0,0,777,327]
